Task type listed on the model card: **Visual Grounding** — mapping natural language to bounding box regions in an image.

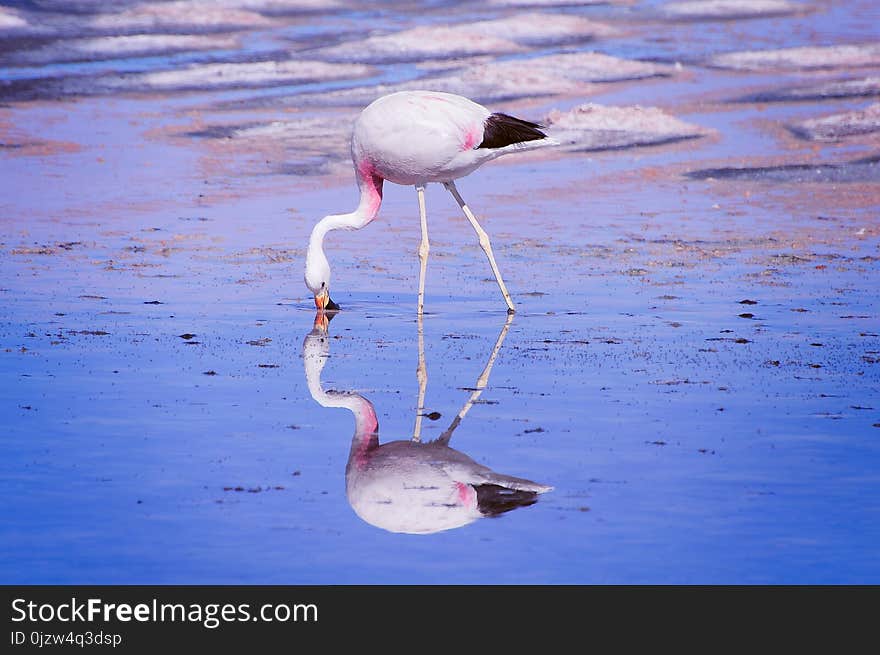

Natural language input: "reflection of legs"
[443,180,515,314]
[412,310,428,442]
[416,185,429,315]
[437,312,513,445]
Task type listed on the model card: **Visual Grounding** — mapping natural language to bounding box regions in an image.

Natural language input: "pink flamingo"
[304,90,556,314]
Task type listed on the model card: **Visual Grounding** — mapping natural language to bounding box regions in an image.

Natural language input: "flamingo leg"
[415,184,429,315]
[443,181,516,314]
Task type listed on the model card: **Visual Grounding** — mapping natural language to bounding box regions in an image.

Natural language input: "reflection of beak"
[313,312,329,332]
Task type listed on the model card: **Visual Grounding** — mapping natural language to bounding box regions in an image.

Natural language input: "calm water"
[1,0,878,584]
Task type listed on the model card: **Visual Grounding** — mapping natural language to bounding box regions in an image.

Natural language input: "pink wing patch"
[462,128,482,151]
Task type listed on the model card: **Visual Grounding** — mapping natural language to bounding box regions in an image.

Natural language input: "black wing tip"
[478,112,548,150]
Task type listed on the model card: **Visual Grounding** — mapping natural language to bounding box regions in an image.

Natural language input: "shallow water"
[1,0,879,584]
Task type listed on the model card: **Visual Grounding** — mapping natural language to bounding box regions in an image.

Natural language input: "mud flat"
[215,51,675,109]
[686,153,880,183]
[661,0,802,20]
[0,34,241,66]
[710,43,880,71]
[788,103,880,141]
[544,103,713,151]
[312,13,616,63]
[0,59,375,101]
[85,2,277,33]
[734,76,880,103]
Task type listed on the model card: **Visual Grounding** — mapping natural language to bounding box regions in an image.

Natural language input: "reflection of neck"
[303,331,378,465]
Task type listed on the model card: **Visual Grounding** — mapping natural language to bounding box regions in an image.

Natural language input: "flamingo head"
[305,247,340,312]
[312,286,339,312]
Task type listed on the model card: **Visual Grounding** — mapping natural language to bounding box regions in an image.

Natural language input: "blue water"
[1,0,879,584]
[2,177,878,583]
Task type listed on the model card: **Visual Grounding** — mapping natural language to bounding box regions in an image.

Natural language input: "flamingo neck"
[306,165,383,272]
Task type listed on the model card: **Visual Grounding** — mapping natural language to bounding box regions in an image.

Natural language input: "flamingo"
[304,90,556,314]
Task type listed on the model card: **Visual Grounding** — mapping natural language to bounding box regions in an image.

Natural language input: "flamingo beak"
[314,291,340,312]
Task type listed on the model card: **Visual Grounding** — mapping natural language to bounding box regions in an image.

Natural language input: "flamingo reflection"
[302,313,552,535]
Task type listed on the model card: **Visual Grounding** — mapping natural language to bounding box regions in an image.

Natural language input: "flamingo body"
[353,91,497,186]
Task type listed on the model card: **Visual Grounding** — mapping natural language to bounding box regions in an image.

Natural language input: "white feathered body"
[352,90,551,186]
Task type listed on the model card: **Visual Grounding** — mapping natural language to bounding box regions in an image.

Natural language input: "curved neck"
[306,166,383,275]
[310,388,379,453]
